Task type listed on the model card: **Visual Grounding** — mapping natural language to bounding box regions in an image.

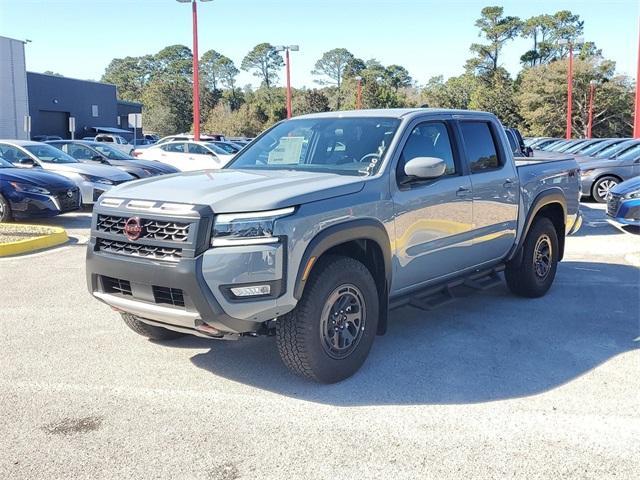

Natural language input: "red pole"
[634,20,640,138]
[191,0,201,141]
[356,78,362,109]
[566,44,573,140]
[285,48,292,119]
[587,82,595,139]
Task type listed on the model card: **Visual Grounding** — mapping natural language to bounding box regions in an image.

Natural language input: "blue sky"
[0,0,637,88]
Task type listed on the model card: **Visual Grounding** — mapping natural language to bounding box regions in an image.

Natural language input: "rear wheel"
[505,217,559,298]
[121,312,185,341]
[276,255,379,383]
[592,176,620,203]
[0,194,12,223]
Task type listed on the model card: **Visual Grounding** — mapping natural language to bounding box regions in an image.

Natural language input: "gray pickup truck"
[87,109,582,383]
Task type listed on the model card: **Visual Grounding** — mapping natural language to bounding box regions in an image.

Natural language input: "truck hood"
[104,169,365,212]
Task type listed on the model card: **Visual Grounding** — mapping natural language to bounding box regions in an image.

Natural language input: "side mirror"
[206,151,217,158]
[404,157,446,180]
[19,158,37,167]
[91,155,106,163]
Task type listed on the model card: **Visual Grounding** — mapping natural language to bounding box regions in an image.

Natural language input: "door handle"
[503,179,515,188]
[456,186,471,197]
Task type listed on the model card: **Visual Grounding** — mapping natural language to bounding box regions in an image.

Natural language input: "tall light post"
[177,0,212,141]
[355,76,363,109]
[559,37,583,139]
[634,20,640,138]
[587,80,597,139]
[274,45,299,119]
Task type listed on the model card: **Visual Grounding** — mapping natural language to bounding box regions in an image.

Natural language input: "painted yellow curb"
[0,225,69,257]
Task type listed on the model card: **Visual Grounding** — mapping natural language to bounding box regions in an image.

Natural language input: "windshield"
[24,144,78,164]
[227,117,400,176]
[578,141,614,156]
[0,158,13,168]
[617,144,640,161]
[204,143,230,155]
[92,143,131,160]
[595,141,635,159]
[212,142,240,153]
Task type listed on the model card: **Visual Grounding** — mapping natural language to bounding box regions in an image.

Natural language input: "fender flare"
[509,189,567,265]
[293,218,392,334]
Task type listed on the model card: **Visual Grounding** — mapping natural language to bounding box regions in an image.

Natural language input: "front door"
[391,119,474,294]
[186,143,224,170]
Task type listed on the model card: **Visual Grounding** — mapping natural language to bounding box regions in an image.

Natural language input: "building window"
[92,105,99,117]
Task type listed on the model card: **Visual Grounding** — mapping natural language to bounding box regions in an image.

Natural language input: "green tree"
[292,89,330,115]
[102,55,156,102]
[421,74,478,109]
[520,11,585,66]
[142,77,193,136]
[384,65,412,92]
[517,58,633,137]
[154,44,193,77]
[468,6,521,75]
[200,50,239,91]
[312,48,355,108]
[241,43,284,88]
[469,71,521,126]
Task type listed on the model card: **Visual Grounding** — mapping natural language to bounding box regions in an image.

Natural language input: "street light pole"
[559,37,583,140]
[634,20,640,138]
[587,80,596,139]
[275,45,299,119]
[355,76,362,109]
[177,0,212,141]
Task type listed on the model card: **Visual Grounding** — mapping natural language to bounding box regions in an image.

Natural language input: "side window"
[0,144,26,163]
[67,144,94,160]
[163,143,186,153]
[188,143,210,155]
[397,121,456,182]
[459,122,501,173]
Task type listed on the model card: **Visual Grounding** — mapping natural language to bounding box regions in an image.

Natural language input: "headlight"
[211,207,295,247]
[580,169,595,177]
[9,182,50,194]
[624,191,640,200]
[79,174,114,185]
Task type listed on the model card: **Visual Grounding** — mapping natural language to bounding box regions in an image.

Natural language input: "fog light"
[230,285,271,297]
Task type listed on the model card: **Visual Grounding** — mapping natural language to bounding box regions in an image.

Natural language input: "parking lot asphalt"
[1,203,638,479]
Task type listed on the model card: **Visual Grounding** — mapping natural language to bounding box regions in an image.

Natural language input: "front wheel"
[592,176,619,203]
[0,194,12,223]
[505,217,559,298]
[276,255,379,383]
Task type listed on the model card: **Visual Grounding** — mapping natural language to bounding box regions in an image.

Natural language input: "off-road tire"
[276,255,379,383]
[505,217,559,298]
[592,176,620,203]
[0,194,12,223]
[121,312,185,341]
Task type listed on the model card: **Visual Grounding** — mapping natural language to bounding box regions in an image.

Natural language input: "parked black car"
[46,140,179,178]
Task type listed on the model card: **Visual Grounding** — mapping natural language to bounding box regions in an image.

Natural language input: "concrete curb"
[0,225,69,257]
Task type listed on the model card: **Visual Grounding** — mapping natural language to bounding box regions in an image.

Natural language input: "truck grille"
[97,215,191,242]
[607,194,621,217]
[152,286,186,308]
[97,238,182,261]
[102,276,132,296]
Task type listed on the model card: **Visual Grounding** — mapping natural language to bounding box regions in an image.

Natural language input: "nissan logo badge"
[66,190,74,198]
[124,217,143,241]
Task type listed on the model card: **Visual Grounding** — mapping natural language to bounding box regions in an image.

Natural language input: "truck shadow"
[186,260,639,405]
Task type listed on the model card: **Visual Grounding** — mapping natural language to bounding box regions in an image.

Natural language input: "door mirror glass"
[404,157,446,180]
[19,157,37,167]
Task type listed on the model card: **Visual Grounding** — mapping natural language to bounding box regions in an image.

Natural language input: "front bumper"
[86,201,288,337]
[8,187,80,219]
[607,196,640,226]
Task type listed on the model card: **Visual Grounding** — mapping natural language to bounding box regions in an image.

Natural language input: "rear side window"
[460,122,500,173]
[162,143,186,153]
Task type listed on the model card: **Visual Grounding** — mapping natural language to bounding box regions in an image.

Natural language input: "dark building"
[27,72,141,140]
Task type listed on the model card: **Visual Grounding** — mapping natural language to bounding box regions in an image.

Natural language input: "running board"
[389,265,505,312]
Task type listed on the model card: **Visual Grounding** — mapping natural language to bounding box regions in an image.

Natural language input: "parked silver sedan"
[0,140,133,205]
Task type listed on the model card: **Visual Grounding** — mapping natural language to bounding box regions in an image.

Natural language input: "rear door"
[391,118,474,293]
[457,119,519,265]
[186,143,225,170]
